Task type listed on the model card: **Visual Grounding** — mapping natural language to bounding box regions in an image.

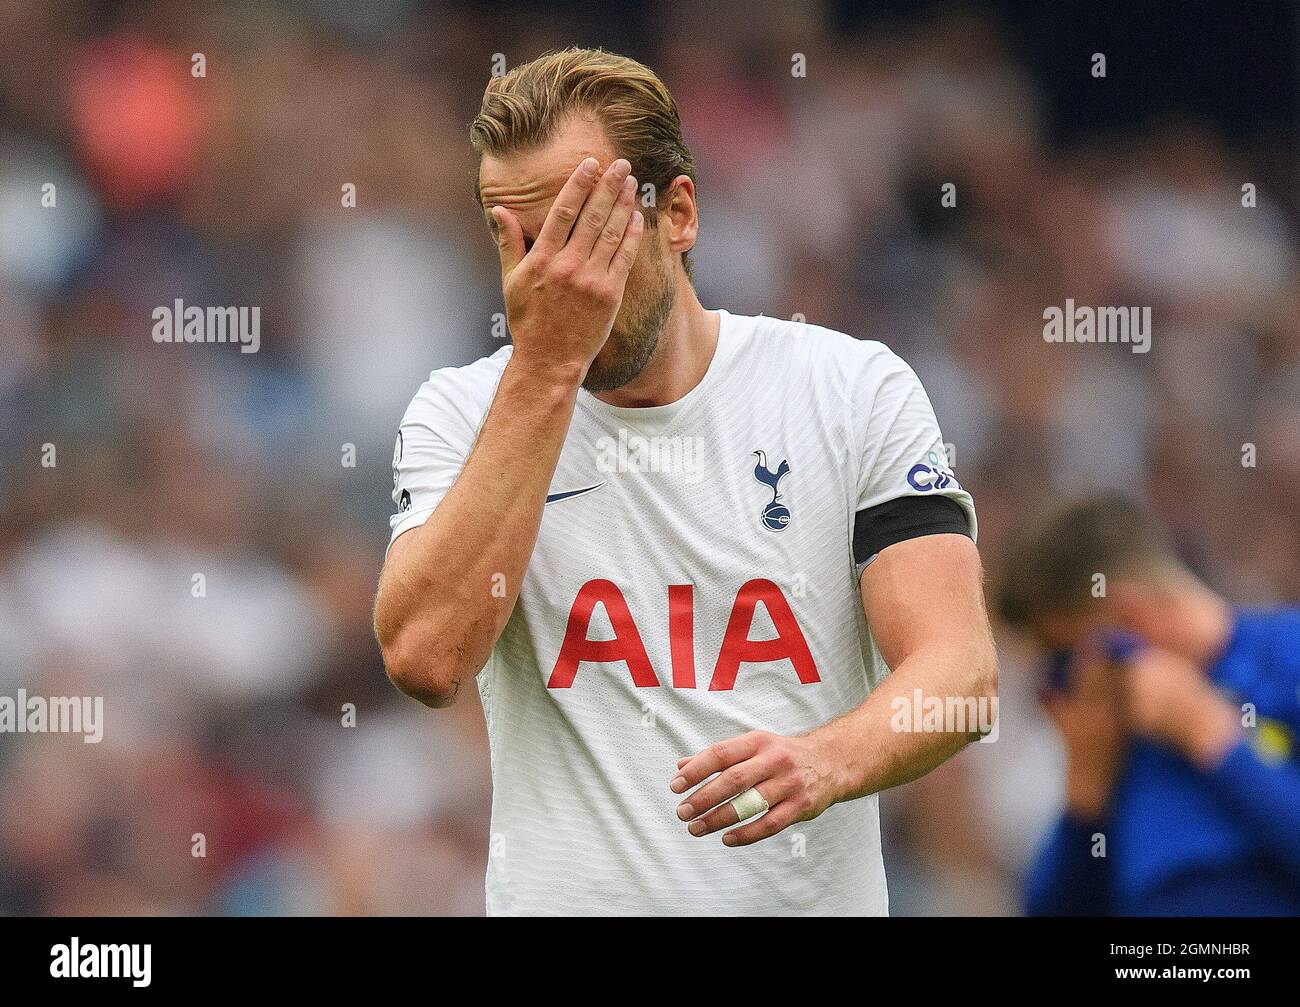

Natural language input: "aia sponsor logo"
[548,579,818,690]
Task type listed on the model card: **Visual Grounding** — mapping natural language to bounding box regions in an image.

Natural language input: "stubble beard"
[582,258,677,393]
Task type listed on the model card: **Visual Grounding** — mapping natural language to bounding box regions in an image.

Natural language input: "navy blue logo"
[906,450,959,492]
[751,450,791,531]
[545,482,606,505]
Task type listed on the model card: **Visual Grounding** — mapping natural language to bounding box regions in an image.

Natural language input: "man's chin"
[582,362,639,394]
[582,333,658,392]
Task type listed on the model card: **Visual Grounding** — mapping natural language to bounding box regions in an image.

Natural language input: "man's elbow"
[378,631,465,709]
[971,640,999,704]
[967,637,999,739]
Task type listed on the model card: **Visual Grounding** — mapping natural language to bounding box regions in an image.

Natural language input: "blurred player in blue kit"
[998,495,1300,915]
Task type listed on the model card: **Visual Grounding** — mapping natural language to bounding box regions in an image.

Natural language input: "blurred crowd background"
[0,0,1296,915]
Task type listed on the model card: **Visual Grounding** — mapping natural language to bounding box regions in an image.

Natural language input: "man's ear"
[661,175,697,256]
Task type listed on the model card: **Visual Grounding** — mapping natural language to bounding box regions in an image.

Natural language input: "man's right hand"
[492,156,644,387]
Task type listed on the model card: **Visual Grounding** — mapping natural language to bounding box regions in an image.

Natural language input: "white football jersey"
[389,309,976,916]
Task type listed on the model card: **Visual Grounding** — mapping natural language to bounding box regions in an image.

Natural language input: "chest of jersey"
[512,394,863,699]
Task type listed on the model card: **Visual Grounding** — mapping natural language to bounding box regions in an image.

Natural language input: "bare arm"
[671,532,998,846]
[826,532,998,797]
[375,368,579,707]
[374,156,644,707]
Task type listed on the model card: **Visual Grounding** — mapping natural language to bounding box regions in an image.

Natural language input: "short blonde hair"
[471,47,696,259]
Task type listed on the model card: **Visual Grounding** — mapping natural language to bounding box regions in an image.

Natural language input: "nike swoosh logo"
[545,482,606,505]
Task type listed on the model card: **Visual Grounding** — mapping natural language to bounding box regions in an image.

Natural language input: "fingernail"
[670,776,686,793]
[677,803,694,821]
[688,820,707,836]
[722,834,737,846]
[581,157,598,175]
[614,158,631,175]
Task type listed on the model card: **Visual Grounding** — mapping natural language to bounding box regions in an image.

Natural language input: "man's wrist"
[505,349,587,395]
[804,723,859,805]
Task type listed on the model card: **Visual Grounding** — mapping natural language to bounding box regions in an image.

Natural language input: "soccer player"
[998,495,1300,915]
[374,48,996,916]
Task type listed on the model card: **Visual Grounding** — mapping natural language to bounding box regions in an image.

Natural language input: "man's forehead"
[478,159,577,211]
[477,116,616,218]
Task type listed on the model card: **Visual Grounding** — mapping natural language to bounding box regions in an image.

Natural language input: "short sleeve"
[389,424,466,551]
[854,347,977,539]
[387,363,497,551]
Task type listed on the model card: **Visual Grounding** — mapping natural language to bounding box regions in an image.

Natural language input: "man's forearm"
[376,154,643,706]
[375,359,579,704]
[812,639,997,803]
[668,536,996,847]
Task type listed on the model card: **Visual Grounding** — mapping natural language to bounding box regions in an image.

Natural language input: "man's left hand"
[1123,648,1241,769]
[670,730,843,847]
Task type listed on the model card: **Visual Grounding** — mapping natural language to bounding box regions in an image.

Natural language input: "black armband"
[853,495,971,570]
